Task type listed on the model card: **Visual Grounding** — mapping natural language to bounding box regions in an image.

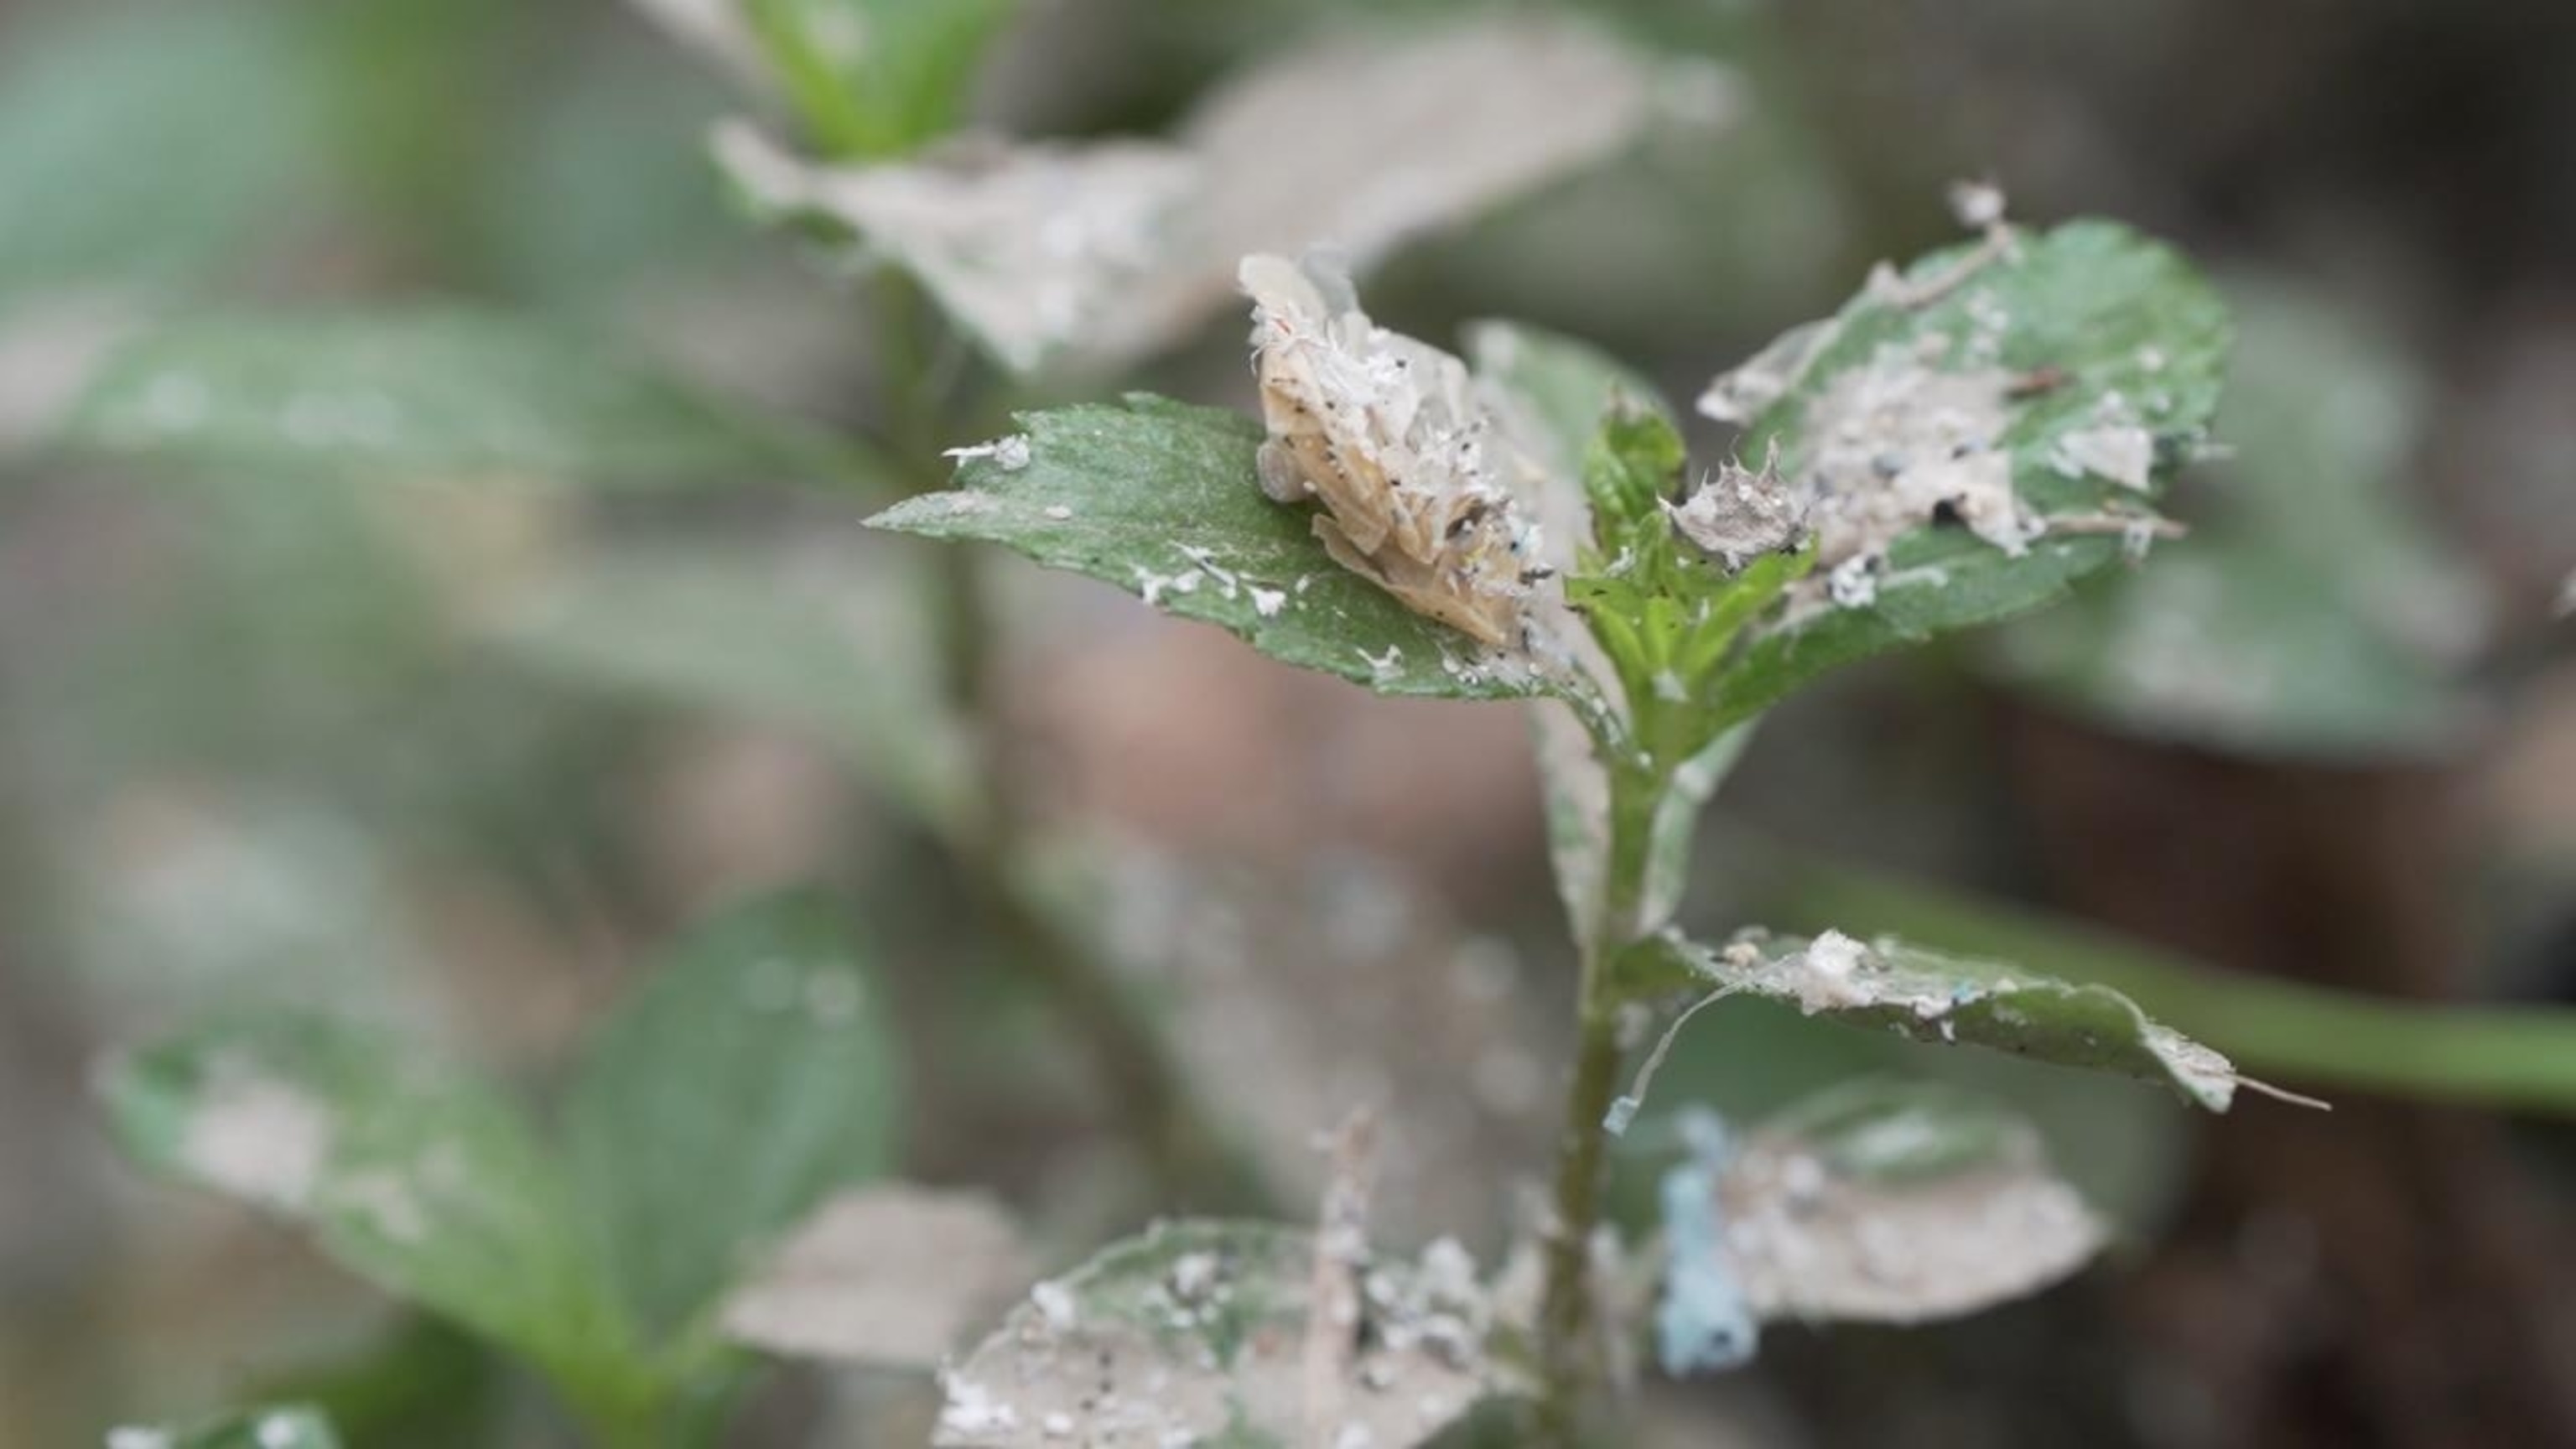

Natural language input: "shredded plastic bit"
[1665,444,1810,570]
[1241,253,1545,648]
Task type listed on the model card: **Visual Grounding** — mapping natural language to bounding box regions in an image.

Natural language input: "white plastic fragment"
[1665,448,1810,569]
[946,434,1033,471]
[2053,422,2156,491]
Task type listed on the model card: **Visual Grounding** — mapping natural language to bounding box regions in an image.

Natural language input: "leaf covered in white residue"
[720,1184,1029,1368]
[723,13,1685,373]
[96,1015,631,1392]
[1645,928,2255,1111]
[936,1220,1498,1448]
[1698,220,2232,729]
[1696,1081,2107,1327]
[716,122,1198,376]
[1099,13,1671,360]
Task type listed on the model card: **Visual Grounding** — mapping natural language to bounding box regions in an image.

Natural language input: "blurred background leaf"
[1996,278,2490,760]
[563,888,901,1352]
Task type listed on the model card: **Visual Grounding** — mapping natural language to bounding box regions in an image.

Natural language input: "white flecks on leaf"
[1244,252,1550,650]
[720,1184,1031,1369]
[1668,929,2262,1112]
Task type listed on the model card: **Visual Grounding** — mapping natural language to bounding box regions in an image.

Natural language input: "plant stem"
[1535,761,1662,1443]
[1535,966,1627,1444]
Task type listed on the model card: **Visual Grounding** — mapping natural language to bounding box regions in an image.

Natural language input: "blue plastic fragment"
[1655,1109,1760,1377]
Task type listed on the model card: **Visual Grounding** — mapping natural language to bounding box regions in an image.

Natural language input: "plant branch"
[1535,758,1663,1443]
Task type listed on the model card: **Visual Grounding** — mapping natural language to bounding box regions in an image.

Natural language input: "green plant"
[101,891,899,1448]
[870,204,2264,1440]
[38,3,2576,1446]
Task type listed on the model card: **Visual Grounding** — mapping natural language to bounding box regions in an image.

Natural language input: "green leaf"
[97,1015,647,1417]
[1562,407,1809,754]
[563,889,901,1352]
[483,543,978,839]
[745,0,1020,159]
[1711,220,2231,726]
[1995,278,2484,760]
[1634,928,2253,1110]
[867,396,1561,700]
[940,1219,1498,1448]
[56,310,862,490]
[1687,1080,2106,1329]
[107,1404,344,1449]
[0,3,324,307]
